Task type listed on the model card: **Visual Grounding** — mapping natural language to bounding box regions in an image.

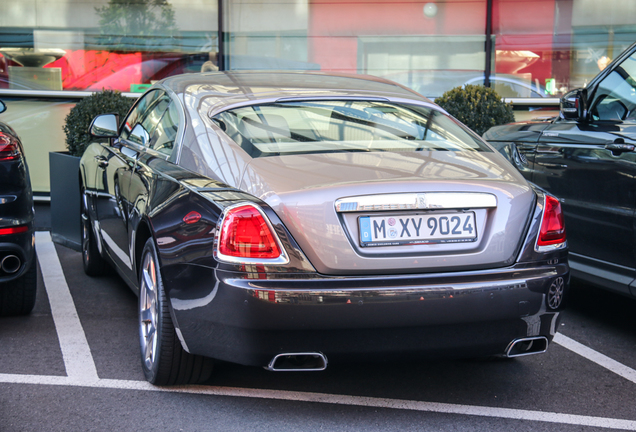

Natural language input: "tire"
[81,190,106,276]
[138,238,213,385]
[0,260,37,316]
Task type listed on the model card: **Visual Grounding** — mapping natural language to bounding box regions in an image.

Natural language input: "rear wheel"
[81,190,106,276]
[0,261,37,316]
[138,238,213,385]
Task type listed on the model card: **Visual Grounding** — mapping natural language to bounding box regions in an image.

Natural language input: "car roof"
[159,71,431,114]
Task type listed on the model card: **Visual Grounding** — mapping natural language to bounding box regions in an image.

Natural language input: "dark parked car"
[80,71,569,385]
[484,41,636,299]
[0,99,36,316]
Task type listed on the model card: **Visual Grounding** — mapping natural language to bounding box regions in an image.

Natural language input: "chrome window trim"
[207,96,442,119]
[335,192,497,213]
[0,90,561,107]
[214,202,290,266]
[0,89,141,99]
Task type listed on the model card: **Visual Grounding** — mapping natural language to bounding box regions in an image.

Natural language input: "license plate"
[358,212,477,247]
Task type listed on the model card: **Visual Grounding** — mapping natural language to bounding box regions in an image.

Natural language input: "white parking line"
[2,233,632,430]
[1,372,636,430]
[34,232,99,382]
[553,333,636,385]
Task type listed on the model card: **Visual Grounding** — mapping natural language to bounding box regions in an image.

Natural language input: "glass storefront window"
[2,0,635,99]
[4,0,636,194]
[225,0,311,70]
[307,0,488,98]
[224,0,488,98]
[0,0,218,93]
[492,0,636,98]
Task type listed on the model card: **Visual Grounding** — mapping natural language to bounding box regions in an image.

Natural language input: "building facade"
[0,0,634,192]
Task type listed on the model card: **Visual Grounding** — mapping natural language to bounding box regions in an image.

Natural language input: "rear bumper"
[165,260,569,367]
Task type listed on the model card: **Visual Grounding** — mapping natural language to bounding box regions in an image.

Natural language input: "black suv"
[0,99,36,315]
[484,41,636,299]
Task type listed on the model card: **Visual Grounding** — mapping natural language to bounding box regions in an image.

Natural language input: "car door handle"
[605,143,635,154]
[540,163,568,169]
[95,155,109,168]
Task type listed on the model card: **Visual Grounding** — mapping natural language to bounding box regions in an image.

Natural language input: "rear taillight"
[217,204,283,261]
[0,133,21,162]
[0,225,28,236]
[537,195,566,247]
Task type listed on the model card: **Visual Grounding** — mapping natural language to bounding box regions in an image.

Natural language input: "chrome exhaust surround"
[266,352,328,371]
[505,336,549,358]
[1,254,21,274]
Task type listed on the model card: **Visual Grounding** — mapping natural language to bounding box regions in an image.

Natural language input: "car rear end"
[168,89,569,369]
[0,120,35,315]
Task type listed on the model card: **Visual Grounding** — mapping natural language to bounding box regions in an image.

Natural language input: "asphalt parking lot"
[1,207,635,431]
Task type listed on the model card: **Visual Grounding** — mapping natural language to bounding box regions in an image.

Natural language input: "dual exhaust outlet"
[265,337,548,371]
[1,254,21,274]
[266,352,328,372]
[505,336,548,358]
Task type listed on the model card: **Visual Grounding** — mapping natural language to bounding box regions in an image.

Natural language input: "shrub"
[63,90,134,157]
[434,84,515,136]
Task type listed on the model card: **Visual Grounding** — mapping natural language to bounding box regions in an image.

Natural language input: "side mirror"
[89,114,119,138]
[560,88,588,122]
[0,100,6,114]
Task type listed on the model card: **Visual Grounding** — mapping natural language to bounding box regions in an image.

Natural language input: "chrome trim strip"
[0,89,140,99]
[100,229,133,270]
[275,96,390,102]
[0,89,559,106]
[335,192,497,212]
[214,202,290,265]
[208,96,440,118]
[246,281,529,301]
[536,241,567,253]
[502,97,560,106]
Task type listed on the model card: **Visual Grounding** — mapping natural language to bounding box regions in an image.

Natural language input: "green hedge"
[435,85,515,136]
[63,90,134,157]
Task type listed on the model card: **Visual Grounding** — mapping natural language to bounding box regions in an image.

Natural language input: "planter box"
[49,151,81,251]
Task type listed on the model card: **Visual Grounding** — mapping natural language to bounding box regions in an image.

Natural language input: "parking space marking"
[4,233,631,430]
[553,333,636,385]
[1,373,635,430]
[35,232,99,382]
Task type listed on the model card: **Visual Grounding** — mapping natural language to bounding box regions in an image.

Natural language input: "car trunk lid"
[240,150,534,275]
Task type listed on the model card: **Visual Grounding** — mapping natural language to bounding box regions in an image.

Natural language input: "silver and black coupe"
[79,72,569,385]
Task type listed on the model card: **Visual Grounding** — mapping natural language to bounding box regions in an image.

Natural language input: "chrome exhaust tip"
[1,255,21,274]
[266,352,328,371]
[505,336,549,358]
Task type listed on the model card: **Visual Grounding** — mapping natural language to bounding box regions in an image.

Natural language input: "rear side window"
[128,95,170,147]
[211,100,489,158]
[149,102,180,156]
[121,90,163,141]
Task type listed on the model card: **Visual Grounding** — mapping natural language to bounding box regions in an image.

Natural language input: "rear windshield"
[211,100,490,158]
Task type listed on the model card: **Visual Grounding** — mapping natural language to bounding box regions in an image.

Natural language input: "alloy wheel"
[547,277,565,309]
[81,217,90,264]
[139,251,159,371]
[81,193,90,264]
